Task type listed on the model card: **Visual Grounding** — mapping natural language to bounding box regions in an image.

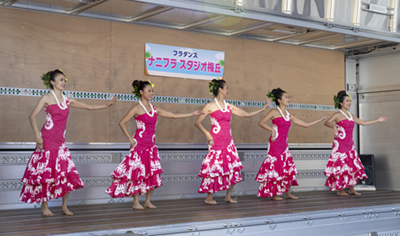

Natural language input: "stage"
[1,190,400,236]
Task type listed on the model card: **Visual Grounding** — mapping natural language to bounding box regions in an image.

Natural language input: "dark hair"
[44,69,65,89]
[209,79,226,97]
[336,90,349,109]
[132,80,152,97]
[271,88,286,106]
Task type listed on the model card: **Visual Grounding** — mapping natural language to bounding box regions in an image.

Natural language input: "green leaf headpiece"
[266,90,275,102]
[334,93,352,109]
[41,73,51,89]
[132,85,141,98]
[209,77,222,95]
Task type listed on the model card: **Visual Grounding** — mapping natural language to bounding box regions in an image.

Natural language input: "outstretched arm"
[119,106,138,148]
[291,114,329,128]
[29,95,51,150]
[69,96,117,110]
[353,115,389,126]
[194,104,213,144]
[156,108,203,119]
[231,98,271,118]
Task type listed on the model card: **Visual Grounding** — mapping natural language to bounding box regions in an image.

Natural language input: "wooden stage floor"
[1,190,400,236]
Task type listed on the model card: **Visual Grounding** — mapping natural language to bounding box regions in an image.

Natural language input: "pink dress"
[255,115,298,198]
[198,104,243,193]
[19,98,85,203]
[324,118,367,191]
[106,106,162,197]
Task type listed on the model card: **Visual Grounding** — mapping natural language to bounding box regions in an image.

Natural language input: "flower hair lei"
[132,79,155,98]
[209,77,222,95]
[333,93,352,109]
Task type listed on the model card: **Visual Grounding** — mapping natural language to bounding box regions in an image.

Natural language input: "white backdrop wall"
[357,54,400,190]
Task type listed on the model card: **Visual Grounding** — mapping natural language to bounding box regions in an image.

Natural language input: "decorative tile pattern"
[159,153,206,161]
[81,177,113,187]
[0,174,203,190]
[0,177,113,190]
[292,153,330,160]
[161,174,201,182]
[0,180,24,190]
[72,154,113,163]
[0,151,330,164]
[296,170,326,178]
[243,153,266,160]
[0,86,336,111]
[244,170,325,180]
[0,153,113,164]
[0,154,31,164]
[244,152,330,160]
[1,169,326,190]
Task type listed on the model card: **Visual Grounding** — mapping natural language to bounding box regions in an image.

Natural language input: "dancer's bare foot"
[205,198,217,204]
[61,206,73,216]
[144,202,156,209]
[285,193,298,200]
[225,197,237,204]
[41,204,54,217]
[349,190,362,195]
[132,203,145,210]
[271,195,283,201]
[337,190,349,196]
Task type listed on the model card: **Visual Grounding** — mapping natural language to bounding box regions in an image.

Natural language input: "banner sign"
[145,43,225,80]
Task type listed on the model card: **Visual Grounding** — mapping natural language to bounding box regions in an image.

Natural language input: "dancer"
[256,88,328,200]
[19,69,117,216]
[324,90,388,196]
[106,80,203,209]
[195,79,270,204]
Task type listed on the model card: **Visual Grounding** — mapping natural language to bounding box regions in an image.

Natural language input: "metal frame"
[334,39,378,50]
[281,0,293,15]
[389,0,399,32]
[0,0,12,5]
[47,204,400,236]
[1,0,400,51]
[132,0,400,43]
[229,23,273,36]
[325,0,336,22]
[297,33,342,46]
[126,6,173,22]
[180,15,227,30]
[269,32,306,42]
[67,0,109,15]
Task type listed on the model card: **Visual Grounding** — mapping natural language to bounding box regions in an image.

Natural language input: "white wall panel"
[358,54,400,190]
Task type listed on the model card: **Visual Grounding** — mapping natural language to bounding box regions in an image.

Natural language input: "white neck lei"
[214,98,228,112]
[139,100,155,117]
[340,110,353,121]
[51,90,67,110]
[277,106,290,121]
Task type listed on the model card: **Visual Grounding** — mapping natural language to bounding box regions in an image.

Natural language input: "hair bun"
[131,80,152,98]
[267,88,286,106]
[334,90,350,109]
[208,79,225,97]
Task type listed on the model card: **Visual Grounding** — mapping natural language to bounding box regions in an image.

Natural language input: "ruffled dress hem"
[198,141,243,194]
[255,151,298,198]
[324,148,367,191]
[19,145,85,203]
[105,145,163,197]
